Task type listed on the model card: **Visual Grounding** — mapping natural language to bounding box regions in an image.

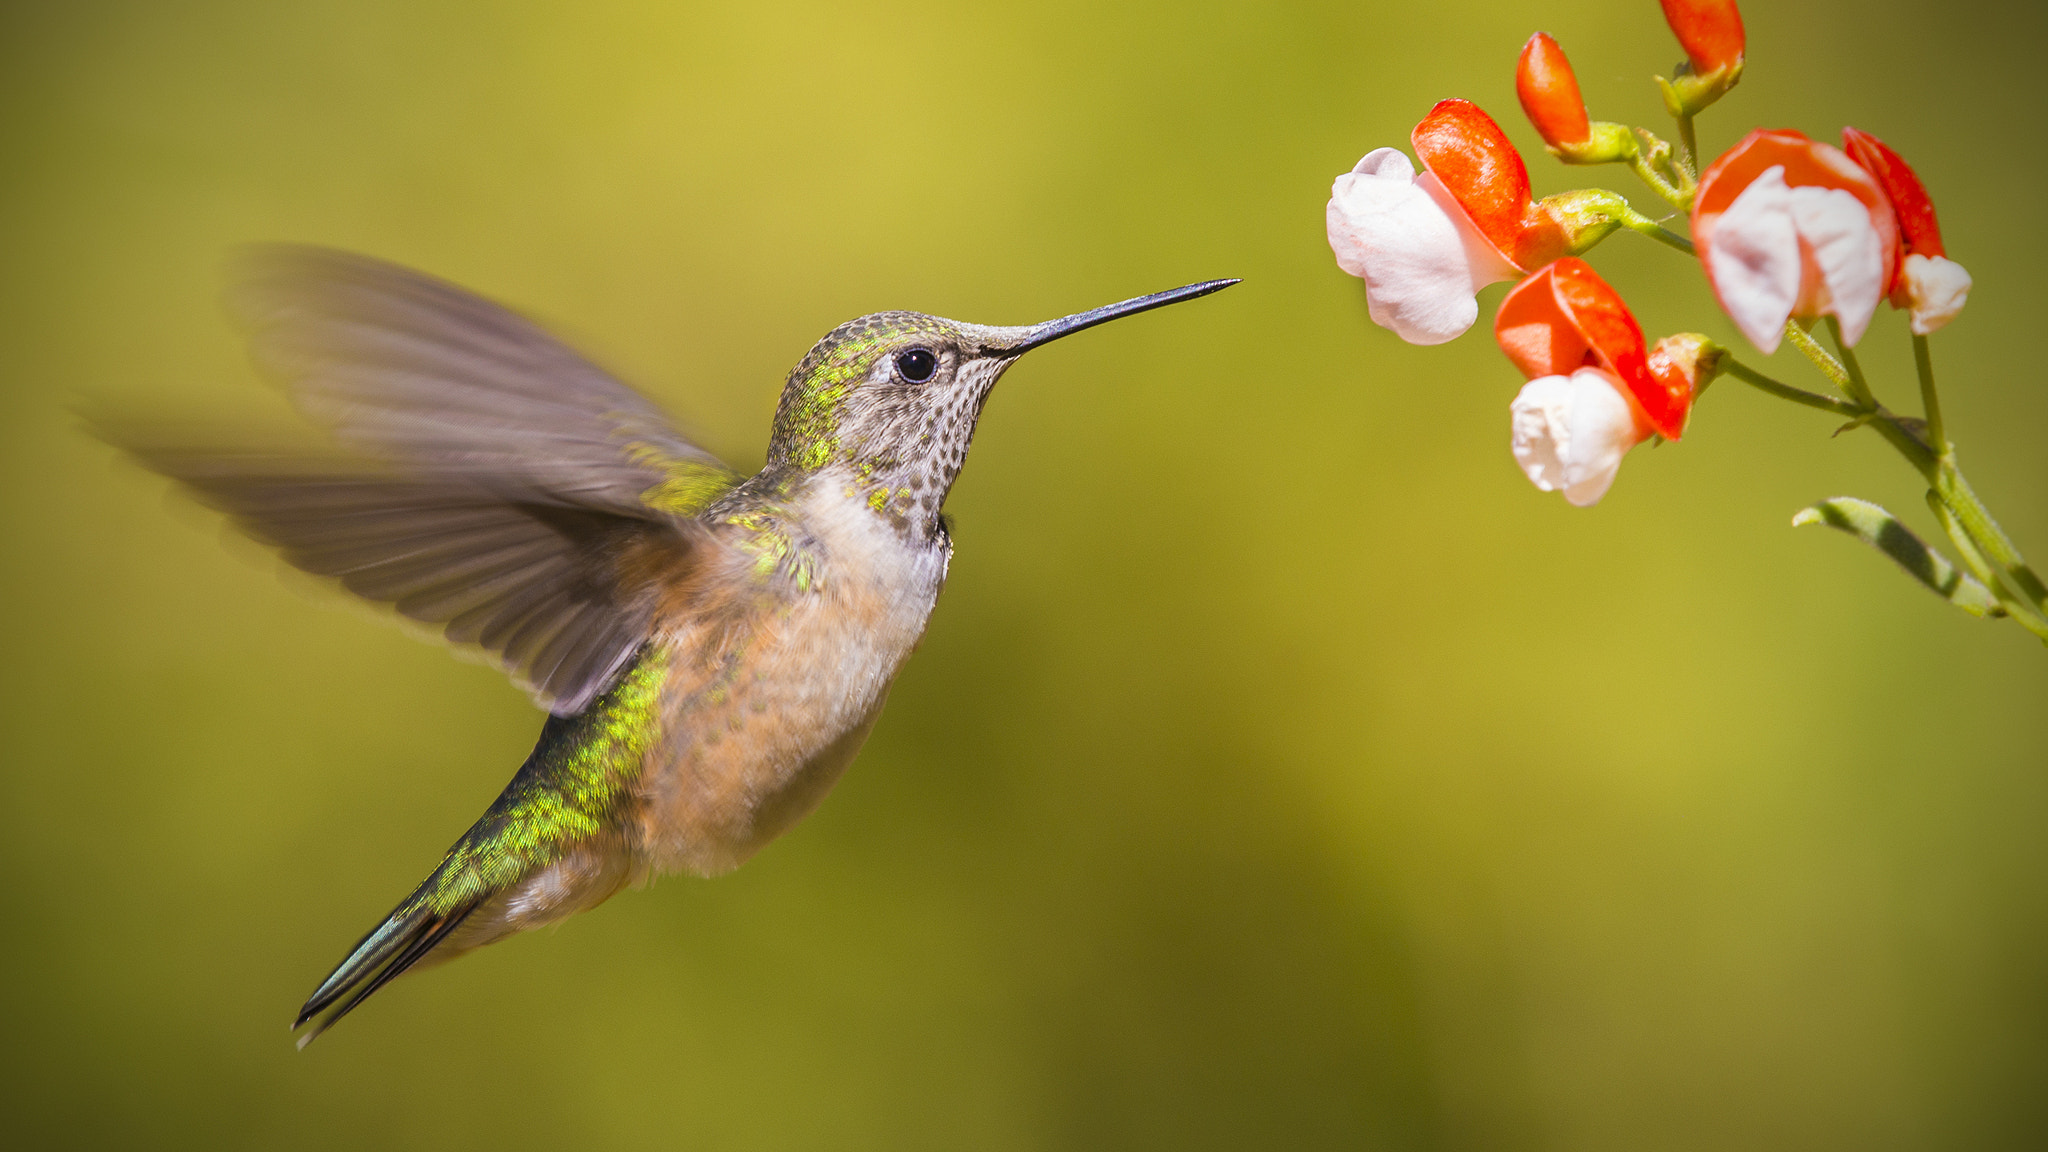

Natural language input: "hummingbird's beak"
[988,278,1240,356]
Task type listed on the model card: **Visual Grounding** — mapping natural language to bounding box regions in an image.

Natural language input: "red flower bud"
[1517,34,1590,151]
[1659,0,1745,76]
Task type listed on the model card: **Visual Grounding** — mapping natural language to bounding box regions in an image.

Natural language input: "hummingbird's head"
[764,279,1236,532]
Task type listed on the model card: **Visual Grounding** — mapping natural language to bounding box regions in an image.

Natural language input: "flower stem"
[1675,113,1699,179]
[1618,211,1695,256]
[1890,338,2044,613]
[1913,334,1948,455]
[1729,327,2046,638]
[1784,320,1878,407]
[1625,153,1692,212]
[1926,494,2048,638]
[1823,324,2039,608]
[1823,318,1882,410]
[1722,359,1858,416]
[1931,467,2048,611]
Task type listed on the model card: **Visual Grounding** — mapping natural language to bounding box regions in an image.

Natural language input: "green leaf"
[1792,497,2005,618]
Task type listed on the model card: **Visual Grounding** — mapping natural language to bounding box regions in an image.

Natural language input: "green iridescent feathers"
[294,649,670,1045]
[425,652,668,912]
[766,312,959,472]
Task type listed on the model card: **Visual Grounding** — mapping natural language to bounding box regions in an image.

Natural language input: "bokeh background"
[4,0,2046,1147]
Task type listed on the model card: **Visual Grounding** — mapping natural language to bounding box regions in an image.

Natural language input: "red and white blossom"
[1692,129,1898,353]
[1495,257,1691,439]
[1495,258,1698,505]
[1327,100,1570,345]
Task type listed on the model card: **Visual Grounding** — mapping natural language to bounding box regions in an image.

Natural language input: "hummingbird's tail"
[292,657,662,1047]
[292,895,480,1048]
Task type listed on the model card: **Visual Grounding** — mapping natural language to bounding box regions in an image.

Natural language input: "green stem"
[1913,334,1947,455]
[1782,320,1871,405]
[1823,318,1881,411]
[1616,210,1695,256]
[1896,337,2045,614]
[1630,128,1697,209]
[1927,493,2005,590]
[1722,360,1859,417]
[1927,492,2048,638]
[1624,153,1692,212]
[1736,324,2047,638]
[1676,113,1699,179]
[1932,468,2048,608]
[1869,413,1938,476]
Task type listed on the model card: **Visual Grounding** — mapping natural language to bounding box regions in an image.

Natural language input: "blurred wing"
[107,247,739,714]
[228,244,735,513]
[122,447,704,715]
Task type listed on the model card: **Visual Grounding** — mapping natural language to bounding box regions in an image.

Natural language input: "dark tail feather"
[293,899,476,1048]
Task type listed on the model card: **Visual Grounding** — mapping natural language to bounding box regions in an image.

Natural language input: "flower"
[1692,129,1898,353]
[1657,0,1745,115]
[1494,257,1690,439]
[1841,126,1973,334]
[1327,100,1572,345]
[1493,258,1691,506]
[1511,368,1644,506]
[1515,33,1635,165]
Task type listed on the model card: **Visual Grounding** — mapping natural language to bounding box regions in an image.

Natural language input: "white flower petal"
[1901,253,1973,335]
[1706,167,1802,353]
[1326,148,1506,346]
[1350,146,1417,181]
[1510,368,1640,507]
[1415,171,1522,290]
[1510,375,1575,494]
[1788,184,1885,346]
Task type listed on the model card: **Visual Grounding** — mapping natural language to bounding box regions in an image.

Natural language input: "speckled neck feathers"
[764,310,1014,541]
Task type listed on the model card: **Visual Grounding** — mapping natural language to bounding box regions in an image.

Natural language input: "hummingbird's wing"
[229,244,732,515]
[113,247,739,715]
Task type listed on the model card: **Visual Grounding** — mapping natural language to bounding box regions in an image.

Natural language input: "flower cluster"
[1325,0,1971,508]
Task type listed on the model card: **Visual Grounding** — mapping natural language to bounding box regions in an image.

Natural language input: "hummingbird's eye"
[895,348,938,383]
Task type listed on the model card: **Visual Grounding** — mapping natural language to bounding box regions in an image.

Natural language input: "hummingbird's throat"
[841,363,1004,538]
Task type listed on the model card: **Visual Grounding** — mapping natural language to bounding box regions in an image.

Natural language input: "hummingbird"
[113,247,1236,1046]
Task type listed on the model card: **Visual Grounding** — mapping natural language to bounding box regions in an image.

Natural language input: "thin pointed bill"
[987,278,1240,355]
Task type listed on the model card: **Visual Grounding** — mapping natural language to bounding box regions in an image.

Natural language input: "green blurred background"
[4,0,2046,1147]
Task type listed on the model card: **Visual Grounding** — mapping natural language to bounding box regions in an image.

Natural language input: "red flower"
[1493,259,1704,507]
[1328,100,1637,344]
